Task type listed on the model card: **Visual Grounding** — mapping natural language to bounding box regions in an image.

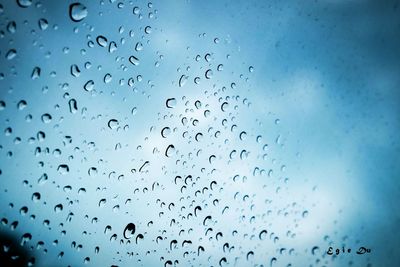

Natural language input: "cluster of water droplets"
[0,1,340,267]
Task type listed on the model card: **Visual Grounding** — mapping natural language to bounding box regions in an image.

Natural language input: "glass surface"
[0,1,399,266]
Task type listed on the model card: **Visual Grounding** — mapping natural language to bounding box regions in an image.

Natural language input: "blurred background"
[0,0,399,266]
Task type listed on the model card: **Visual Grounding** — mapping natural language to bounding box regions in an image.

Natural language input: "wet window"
[0,1,399,266]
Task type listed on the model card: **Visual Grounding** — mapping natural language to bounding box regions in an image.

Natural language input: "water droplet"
[96,35,108,47]
[54,204,63,213]
[144,26,152,34]
[7,21,16,33]
[123,223,136,239]
[129,55,140,66]
[16,0,32,8]
[20,233,32,246]
[302,210,309,218]
[69,3,88,22]
[195,133,203,142]
[161,127,171,138]
[31,67,41,80]
[88,167,98,176]
[84,80,94,91]
[239,131,247,140]
[68,99,78,114]
[0,101,6,111]
[38,18,48,30]
[311,246,319,255]
[6,49,17,60]
[194,100,202,109]
[165,144,175,157]
[57,164,69,174]
[17,100,27,110]
[133,6,140,15]
[166,98,176,108]
[178,75,188,87]
[20,206,28,215]
[109,41,117,53]
[104,73,112,83]
[32,192,41,202]
[41,113,52,123]
[135,42,143,51]
[205,69,213,79]
[221,102,228,112]
[71,64,81,77]
[108,119,119,129]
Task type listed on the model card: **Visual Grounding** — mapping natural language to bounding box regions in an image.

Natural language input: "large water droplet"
[38,18,48,30]
[108,119,119,129]
[205,69,213,79]
[84,80,94,91]
[166,98,176,108]
[31,67,41,80]
[179,75,188,87]
[16,0,32,8]
[161,127,171,138]
[165,144,175,157]
[41,113,52,123]
[69,3,88,22]
[17,100,27,110]
[6,49,17,60]
[129,55,140,66]
[123,223,136,239]
[71,64,81,77]
[57,164,69,174]
[96,35,108,47]
[68,99,78,114]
